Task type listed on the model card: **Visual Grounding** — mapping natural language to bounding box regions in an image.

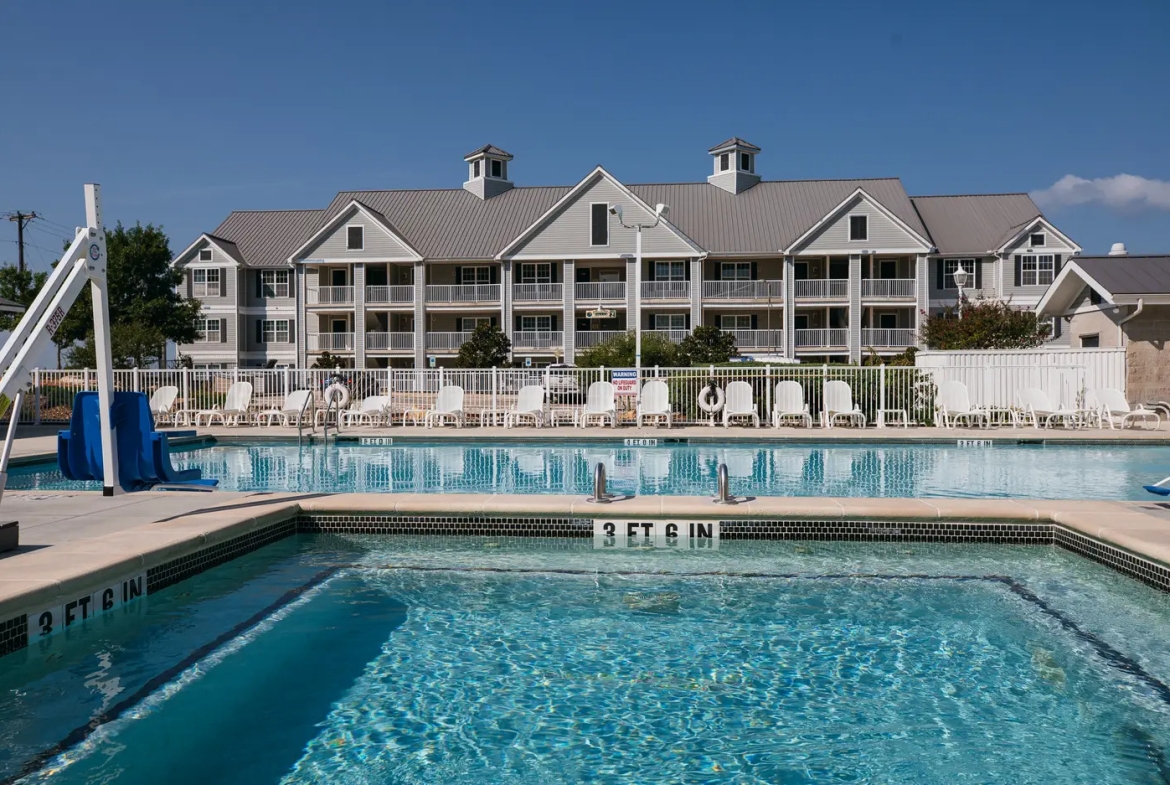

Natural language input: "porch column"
[354,262,366,368]
[562,259,575,362]
[915,253,930,346]
[626,256,638,335]
[296,265,307,367]
[501,260,513,358]
[783,255,795,358]
[848,254,862,362]
[413,261,426,368]
[689,257,702,336]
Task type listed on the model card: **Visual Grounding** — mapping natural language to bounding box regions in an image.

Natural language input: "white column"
[689,256,702,336]
[296,266,307,367]
[915,253,930,346]
[413,261,426,368]
[354,262,366,368]
[501,260,513,359]
[783,255,795,358]
[562,259,575,361]
[848,253,862,362]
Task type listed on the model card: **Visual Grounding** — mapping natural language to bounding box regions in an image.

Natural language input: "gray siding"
[180,240,236,305]
[301,207,417,261]
[243,315,298,353]
[1002,250,1069,300]
[798,196,925,253]
[177,313,237,360]
[243,267,296,308]
[928,255,995,300]
[847,254,862,361]
[509,177,696,258]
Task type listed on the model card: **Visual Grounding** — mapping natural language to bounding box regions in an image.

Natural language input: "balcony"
[794,328,849,349]
[512,330,564,351]
[861,279,916,299]
[641,281,690,300]
[308,286,355,306]
[513,283,563,303]
[725,329,785,351]
[426,332,471,352]
[644,329,690,344]
[365,332,415,351]
[575,330,626,348]
[309,332,355,351]
[365,285,415,305]
[794,279,849,300]
[702,280,784,300]
[426,284,501,304]
[575,282,626,302]
[862,328,917,348]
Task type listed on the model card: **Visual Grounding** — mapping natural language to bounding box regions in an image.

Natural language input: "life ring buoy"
[697,386,725,413]
[324,382,350,409]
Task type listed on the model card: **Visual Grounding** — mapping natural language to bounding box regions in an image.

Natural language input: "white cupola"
[707,137,761,195]
[463,144,515,199]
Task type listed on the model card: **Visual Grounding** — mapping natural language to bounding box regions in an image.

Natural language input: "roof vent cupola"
[463,145,515,200]
[707,137,761,194]
[1108,242,1128,257]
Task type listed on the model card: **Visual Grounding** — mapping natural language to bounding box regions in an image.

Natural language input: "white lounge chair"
[636,380,672,428]
[822,380,866,428]
[580,381,617,428]
[1090,388,1160,430]
[723,381,760,428]
[340,395,389,428]
[425,386,465,428]
[258,389,315,427]
[936,381,988,429]
[149,386,179,425]
[771,381,812,428]
[195,381,253,426]
[1017,387,1078,429]
[505,385,545,428]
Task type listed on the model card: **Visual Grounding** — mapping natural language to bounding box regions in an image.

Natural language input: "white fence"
[914,348,1126,410]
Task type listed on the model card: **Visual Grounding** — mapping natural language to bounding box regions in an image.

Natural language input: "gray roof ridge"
[631,176,904,187]
[911,192,1032,199]
[1080,254,1170,260]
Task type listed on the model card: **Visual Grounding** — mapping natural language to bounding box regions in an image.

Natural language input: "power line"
[5,238,59,256]
[3,211,39,273]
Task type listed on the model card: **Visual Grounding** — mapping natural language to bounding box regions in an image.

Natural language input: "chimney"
[1108,242,1128,257]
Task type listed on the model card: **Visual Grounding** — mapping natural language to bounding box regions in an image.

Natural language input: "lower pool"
[3,536,1170,784]
[8,439,1170,499]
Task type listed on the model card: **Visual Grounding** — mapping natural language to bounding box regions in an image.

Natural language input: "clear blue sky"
[2,0,1168,271]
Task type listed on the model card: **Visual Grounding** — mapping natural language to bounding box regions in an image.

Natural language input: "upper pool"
[9,439,1169,499]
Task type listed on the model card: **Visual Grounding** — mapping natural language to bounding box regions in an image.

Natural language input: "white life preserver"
[324,382,350,409]
[697,385,725,413]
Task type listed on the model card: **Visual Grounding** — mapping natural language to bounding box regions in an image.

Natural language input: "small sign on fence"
[956,439,993,448]
[612,369,638,396]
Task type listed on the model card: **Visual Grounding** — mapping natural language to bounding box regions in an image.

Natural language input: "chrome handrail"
[587,462,612,503]
[296,390,314,447]
[712,463,737,505]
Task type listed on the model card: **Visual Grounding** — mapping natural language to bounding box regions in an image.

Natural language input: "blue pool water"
[8,439,1170,499]
[3,537,1170,784]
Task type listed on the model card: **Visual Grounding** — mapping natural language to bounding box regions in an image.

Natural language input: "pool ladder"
[587,462,616,503]
[712,463,737,505]
[296,392,315,447]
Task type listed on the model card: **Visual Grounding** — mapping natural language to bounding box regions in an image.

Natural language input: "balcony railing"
[513,283,563,302]
[365,332,415,351]
[644,329,690,344]
[794,328,849,348]
[426,284,501,303]
[365,285,415,305]
[575,282,626,301]
[862,328,917,348]
[426,332,471,351]
[794,279,849,299]
[512,330,564,350]
[575,330,626,348]
[861,279,916,299]
[308,286,355,305]
[702,280,783,300]
[726,329,785,350]
[641,281,690,300]
[309,332,355,351]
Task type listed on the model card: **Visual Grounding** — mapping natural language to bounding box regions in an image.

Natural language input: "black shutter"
[684,314,690,329]
[456,318,463,332]
[490,266,498,284]
[220,318,228,343]
[647,263,656,281]
[1053,317,1062,339]
[186,271,192,298]
[551,314,558,331]
[1053,254,1062,277]
[1014,255,1022,287]
[255,271,263,298]
[256,320,263,344]
[514,315,521,331]
[221,269,229,297]
[750,262,758,280]
[288,319,295,343]
[935,259,944,290]
[490,316,498,328]
[751,314,758,329]
[974,260,982,290]
[454,267,462,285]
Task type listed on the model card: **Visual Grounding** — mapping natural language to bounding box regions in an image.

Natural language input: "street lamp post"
[952,263,969,319]
[609,203,669,368]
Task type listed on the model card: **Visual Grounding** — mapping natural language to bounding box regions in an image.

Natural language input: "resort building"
[171,140,1079,368]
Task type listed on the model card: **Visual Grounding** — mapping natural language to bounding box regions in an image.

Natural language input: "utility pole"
[5,212,39,274]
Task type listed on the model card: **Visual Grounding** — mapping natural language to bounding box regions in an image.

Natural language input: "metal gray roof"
[708,137,761,153]
[910,193,1041,255]
[211,209,323,267]
[204,233,245,265]
[464,144,513,160]
[1076,256,1170,296]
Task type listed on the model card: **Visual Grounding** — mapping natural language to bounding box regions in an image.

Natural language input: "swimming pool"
[9,439,1170,499]
[3,535,1170,784]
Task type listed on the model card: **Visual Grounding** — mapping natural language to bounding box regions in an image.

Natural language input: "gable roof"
[464,144,513,160]
[910,193,1041,255]
[210,209,323,267]
[204,233,245,265]
[288,199,423,262]
[708,137,761,153]
[1035,255,1170,315]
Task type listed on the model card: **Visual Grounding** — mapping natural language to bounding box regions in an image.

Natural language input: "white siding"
[301,207,417,261]
[798,195,925,253]
[180,240,235,305]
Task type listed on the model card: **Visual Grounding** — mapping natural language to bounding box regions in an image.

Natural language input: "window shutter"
[551,314,558,331]
[455,267,462,285]
[1053,254,1062,276]
[684,262,691,281]
[935,259,944,290]
[750,262,758,280]
[647,264,656,281]
[255,271,263,297]
[288,319,296,343]
[974,261,982,290]
[1053,317,1062,339]
[221,269,228,297]
[490,316,498,328]
[220,318,228,343]
[186,271,192,299]
[256,320,263,344]
[751,314,758,330]
[456,318,463,332]
[1014,255,1022,287]
[514,314,521,331]
[490,266,498,285]
[684,314,691,329]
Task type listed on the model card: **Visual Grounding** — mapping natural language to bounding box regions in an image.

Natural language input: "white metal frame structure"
[0,185,117,499]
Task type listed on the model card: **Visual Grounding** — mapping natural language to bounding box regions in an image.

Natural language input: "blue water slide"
[57,391,216,491]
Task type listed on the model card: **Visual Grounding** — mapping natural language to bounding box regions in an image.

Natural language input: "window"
[654,261,686,281]
[720,314,752,330]
[849,215,868,241]
[195,318,220,343]
[740,152,751,172]
[491,159,503,178]
[198,248,212,262]
[261,319,290,343]
[520,315,552,332]
[520,263,551,284]
[1030,233,1046,247]
[590,203,609,246]
[192,268,220,297]
[472,160,480,178]
[261,270,290,298]
[346,225,364,251]
[878,313,898,329]
[942,259,976,290]
[1080,334,1100,348]
[719,153,729,172]
[460,266,491,284]
[459,317,491,332]
[654,314,687,330]
[1089,287,1103,306]
[720,262,752,280]
[1021,255,1055,286]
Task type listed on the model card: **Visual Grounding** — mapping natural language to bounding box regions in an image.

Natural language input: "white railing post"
[182,367,190,413]
[132,367,140,393]
[439,366,444,390]
[766,365,772,424]
[492,366,498,412]
[32,368,40,426]
[878,364,887,428]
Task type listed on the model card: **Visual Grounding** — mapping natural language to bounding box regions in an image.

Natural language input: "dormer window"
[346,225,364,251]
[849,215,868,241]
[720,153,729,172]
[473,160,480,178]
[1030,232,1046,247]
[198,248,212,262]
[739,152,753,172]
[491,159,503,178]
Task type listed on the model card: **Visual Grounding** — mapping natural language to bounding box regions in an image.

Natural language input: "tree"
[455,324,512,368]
[311,351,346,369]
[576,331,682,368]
[66,323,168,368]
[921,299,1051,350]
[0,263,48,330]
[678,325,738,365]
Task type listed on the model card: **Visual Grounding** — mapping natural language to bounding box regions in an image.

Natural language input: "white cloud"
[1031,173,1170,211]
